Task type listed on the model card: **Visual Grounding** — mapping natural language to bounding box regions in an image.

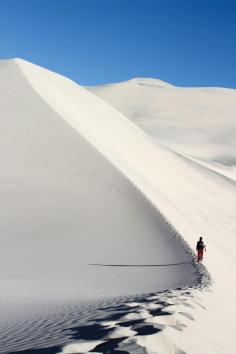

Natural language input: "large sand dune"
[0,59,197,302]
[0,60,235,354]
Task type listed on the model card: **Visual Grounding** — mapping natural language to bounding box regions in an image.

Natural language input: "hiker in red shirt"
[196,237,206,261]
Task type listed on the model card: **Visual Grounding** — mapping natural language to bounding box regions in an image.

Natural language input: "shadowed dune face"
[0,60,198,302]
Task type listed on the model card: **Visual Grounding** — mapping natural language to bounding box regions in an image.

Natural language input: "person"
[196,237,206,261]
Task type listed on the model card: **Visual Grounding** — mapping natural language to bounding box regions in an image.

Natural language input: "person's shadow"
[89,262,192,267]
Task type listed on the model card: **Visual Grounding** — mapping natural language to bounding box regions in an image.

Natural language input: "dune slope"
[1,62,235,353]
[0,60,197,302]
[88,78,236,354]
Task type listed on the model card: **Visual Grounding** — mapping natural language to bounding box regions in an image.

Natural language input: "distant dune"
[88,77,236,180]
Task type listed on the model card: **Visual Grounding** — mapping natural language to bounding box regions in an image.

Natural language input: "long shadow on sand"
[90,261,192,267]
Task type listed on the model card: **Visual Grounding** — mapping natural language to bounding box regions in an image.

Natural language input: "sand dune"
[88,78,236,354]
[0,60,235,354]
[88,77,236,180]
[0,59,196,302]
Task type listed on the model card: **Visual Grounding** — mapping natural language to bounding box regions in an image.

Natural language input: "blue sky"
[0,0,235,87]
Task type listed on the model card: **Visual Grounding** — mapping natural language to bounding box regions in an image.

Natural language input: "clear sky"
[0,0,235,87]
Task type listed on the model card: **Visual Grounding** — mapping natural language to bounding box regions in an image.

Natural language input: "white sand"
[106,325,137,339]
[57,340,103,354]
[0,59,196,303]
[88,78,236,353]
[88,77,236,181]
[0,60,235,353]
